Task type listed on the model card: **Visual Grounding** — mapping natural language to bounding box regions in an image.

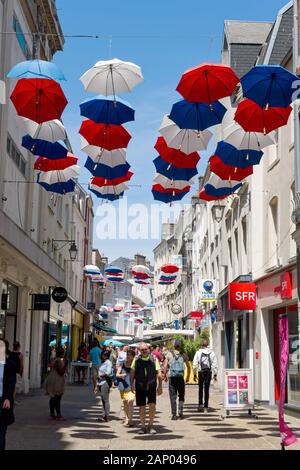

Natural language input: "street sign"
[33,294,50,311]
[51,287,68,304]
[87,302,96,310]
[171,304,182,314]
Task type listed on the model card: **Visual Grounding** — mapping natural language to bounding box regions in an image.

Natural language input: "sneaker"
[97,416,108,422]
[148,427,157,435]
[203,407,208,413]
[171,415,177,420]
[138,427,147,434]
[178,413,184,420]
[198,405,204,412]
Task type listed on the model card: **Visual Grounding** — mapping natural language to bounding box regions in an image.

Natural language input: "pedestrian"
[0,339,16,450]
[116,349,136,427]
[45,348,68,421]
[9,341,24,400]
[88,339,102,390]
[193,339,217,412]
[117,345,128,366]
[130,342,163,435]
[109,345,118,387]
[164,339,191,420]
[95,350,113,422]
[151,345,164,363]
[76,342,89,383]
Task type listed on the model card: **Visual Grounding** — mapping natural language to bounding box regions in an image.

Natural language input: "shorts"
[136,384,157,407]
[92,365,99,380]
[120,390,135,402]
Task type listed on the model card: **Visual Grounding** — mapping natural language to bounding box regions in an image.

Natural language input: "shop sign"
[228,282,256,310]
[33,294,50,311]
[224,369,253,410]
[87,302,96,310]
[52,287,68,304]
[200,279,217,302]
[280,272,292,299]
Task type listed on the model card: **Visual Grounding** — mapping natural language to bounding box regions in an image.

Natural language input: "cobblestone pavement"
[6,383,300,450]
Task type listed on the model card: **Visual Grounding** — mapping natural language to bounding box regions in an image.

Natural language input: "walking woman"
[45,348,68,421]
[0,339,16,450]
[116,348,135,427]
[95,350,112,422]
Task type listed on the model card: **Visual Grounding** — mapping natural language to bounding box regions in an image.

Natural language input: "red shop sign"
[228,282,257,310]
[280,272,292,299]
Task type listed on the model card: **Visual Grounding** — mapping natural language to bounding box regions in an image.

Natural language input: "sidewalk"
[6,383,300,450]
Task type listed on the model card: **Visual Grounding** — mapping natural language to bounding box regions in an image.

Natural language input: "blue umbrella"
[169,99,227,131]
[85,157,130,178]
[37,178,76,194]
[240,65,299,108]
[22,135,68,159]
[105,266,123,274]
[7,59,66,81]
[152,188,189,203]
[215,141,263,168]
[205,181,242,198]
[101,339,124,347]
[89,187,124,201]
[154,156,198,180]
[80,95,135,125]
[160,275,177,281]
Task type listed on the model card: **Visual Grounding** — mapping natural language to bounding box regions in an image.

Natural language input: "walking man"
[88,339,102,390]
[193,339,217,412]
[164,339,191,420]
[130,342,162,434]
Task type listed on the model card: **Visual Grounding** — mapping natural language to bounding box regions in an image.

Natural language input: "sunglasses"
[140,349,149,352]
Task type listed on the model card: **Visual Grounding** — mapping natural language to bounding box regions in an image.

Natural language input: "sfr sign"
[228,282,257,310]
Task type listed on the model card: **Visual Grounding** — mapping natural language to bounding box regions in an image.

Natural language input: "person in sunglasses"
[130,342,162,434]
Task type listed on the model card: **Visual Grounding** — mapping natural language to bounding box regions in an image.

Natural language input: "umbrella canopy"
[209,155,253,181]
[169,99,227,131]
[85,157,131,178]
[159,115,212,154]
[161,264,180,274]
[135,279,151,285]
[153,173,194,190]
[154,156,198,180]
[79,120,131,150]
[204,174,242,197]
[132,265,151,277]
[80,58,144,95]
[7,59,66,81]
[199,188,227,201]
[160,275,177,281]
[34,153,78,171]
[80,137,126,165]
[159,281,175,285]
[22,135,68,159]
[106,276,124,282]
[90,171,133,186]
[17,118,66,143]
[154,136,200,168]
[80,95,135,124]
[240,65,299,108]
[101,339,124,347]
[176,63,239,104]
[224,123,275,150]
[37,178,75,195]
[152,185,190,203]
[131,304,142,309]
[105,266,123,274]
[234,98,292,134]
[89,182,128,198]
[215,141,263,168]
[38,165,80,185]
[84,264,101,276]
[10,78,68,123]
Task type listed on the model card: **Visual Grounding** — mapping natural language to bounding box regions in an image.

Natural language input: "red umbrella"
[90,171,133,186]
[79,120,131,150]
[10,78,68,123]
[161,264,179,274]
[176,63,239,105]
[209,155,253,181]
[154,136,200,168]
[199,188,227,201]
[152,183,191,193]
[34,153,78,171]
[234,98,292,134]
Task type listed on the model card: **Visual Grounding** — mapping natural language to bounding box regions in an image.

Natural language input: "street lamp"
[211,204,226,223]
[52,239,78,261]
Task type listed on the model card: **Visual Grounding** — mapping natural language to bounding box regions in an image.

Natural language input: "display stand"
[221,369,258,419]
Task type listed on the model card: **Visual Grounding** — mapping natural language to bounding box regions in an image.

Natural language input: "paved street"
[6,384,300,450]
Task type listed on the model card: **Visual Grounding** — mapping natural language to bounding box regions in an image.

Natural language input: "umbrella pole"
[109,65,117,106]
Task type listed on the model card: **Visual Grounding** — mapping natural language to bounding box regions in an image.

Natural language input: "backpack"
[169,352,185,377]
[199,351,212,372]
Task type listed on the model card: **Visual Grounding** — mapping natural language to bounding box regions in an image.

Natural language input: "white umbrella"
[153,173,194,190]
[80,58,144,95]
[224,123,275,150]
[17,117,66,143]
[38,165,80,184]
[206,173,241,189]
[84,265,101,276]
[159,115,212,154]
[80,137,126,166]
[132,265,151,275]
[89,182,128,196]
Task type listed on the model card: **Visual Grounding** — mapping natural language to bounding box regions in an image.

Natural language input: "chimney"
[134,253,147,266]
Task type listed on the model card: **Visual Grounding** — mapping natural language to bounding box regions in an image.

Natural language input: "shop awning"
[92,322,117,334]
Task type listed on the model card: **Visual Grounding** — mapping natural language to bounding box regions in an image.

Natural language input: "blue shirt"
[98,359,112,386]
[0,363,4,398]
[89,347,102,366]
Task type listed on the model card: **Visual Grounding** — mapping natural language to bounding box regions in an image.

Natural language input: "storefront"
[71,304,89,361]
[0,279,19,345]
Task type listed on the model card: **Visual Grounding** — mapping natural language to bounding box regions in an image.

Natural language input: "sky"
[53,0,288,263]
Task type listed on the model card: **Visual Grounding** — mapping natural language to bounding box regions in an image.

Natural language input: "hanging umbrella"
[17,118,66,143]
[153,173,194,190]
[199,188,227,202]
[152,184,190,203]
[154,156,198,180]
[7,59,66,81]
[215,141,263,168]
[84,264,101,276]
[85,157,130,178]
[176,62,239,104]
[80,137,126,165]
[154,136,200,168]
[161,264,180,274]
[209,155,253,181]
[240,65,299,108]
[135,279,151,285]
[79,120,131,149]
[80,95,135,124]
[234,98,292,134]
[22,135,68,159]
[131,304,142,309]
[37,177,76,195]
[38,165,80,185]
[114,303,124,312]
[90,171,133,186]
[169,99,227,131]
[89,188,125,201]
[159,115,212,154]
[204,174,242,197]
[105,266,123,274]
[89,182,128,198]
[159,281,175,285]
[80,58,144,96]
[132,265,150,277]
[106,276,124,282]
[10,78,68,123]
[34,153,78,171]
[224,123,275,150]
[160,275,177,281]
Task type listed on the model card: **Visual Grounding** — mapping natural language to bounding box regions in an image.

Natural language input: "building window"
[268,196,279,267]
[6,135,27,176]
[234,228,238,258]
[13,15,31,59]
[242,217,247,254]
[228,238,232,266]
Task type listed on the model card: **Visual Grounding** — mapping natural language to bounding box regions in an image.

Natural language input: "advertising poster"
[200,279,217,303]
[224,369,253,410]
